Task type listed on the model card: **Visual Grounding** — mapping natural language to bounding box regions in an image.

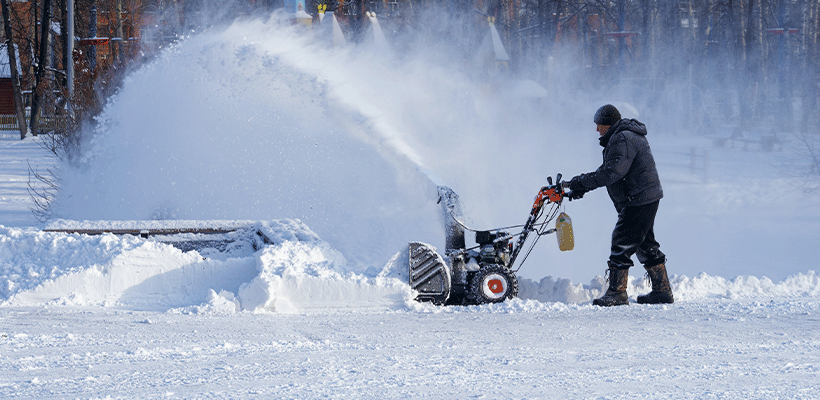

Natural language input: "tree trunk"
[801,0,819,133]
[114,0,122,64]
[741,0,758,126]
[1,0,28,139]
[639,0,652,62]
[29,0,51,135]
[60,0,67,91]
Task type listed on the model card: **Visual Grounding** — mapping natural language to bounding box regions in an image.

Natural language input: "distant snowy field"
[2,13,820,398]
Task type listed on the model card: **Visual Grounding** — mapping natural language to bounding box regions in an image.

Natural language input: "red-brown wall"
[0,78,15,114]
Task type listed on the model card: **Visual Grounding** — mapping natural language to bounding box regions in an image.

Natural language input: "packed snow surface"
[1,12,820,399]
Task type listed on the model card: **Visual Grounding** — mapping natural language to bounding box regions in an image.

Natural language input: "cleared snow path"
[1,299,818,399]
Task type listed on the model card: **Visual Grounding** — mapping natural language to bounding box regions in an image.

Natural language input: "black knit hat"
[594,104,621,126]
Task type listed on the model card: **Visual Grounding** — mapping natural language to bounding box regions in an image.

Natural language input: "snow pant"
[609,200,666,270]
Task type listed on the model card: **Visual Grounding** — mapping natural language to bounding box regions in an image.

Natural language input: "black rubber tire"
[467,265,519,304]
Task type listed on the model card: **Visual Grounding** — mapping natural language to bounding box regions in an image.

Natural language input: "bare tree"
[28,0,52,135]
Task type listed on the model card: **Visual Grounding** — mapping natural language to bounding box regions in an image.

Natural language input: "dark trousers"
[609,200,665,269]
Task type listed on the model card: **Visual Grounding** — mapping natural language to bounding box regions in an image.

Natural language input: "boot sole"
[592,299,629,307]
[636,296,674,304]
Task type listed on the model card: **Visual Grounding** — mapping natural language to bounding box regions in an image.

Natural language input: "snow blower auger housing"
[410,174,574,306]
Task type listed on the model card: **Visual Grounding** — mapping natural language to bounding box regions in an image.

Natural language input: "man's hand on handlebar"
[567,189,586,201]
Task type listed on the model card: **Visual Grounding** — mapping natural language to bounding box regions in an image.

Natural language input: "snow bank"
[236,221,413,313]
[517,271,820,304]
[1,219,817,312]
[0,220,413,312]
[671,271,820,300]
[0,224,258,308]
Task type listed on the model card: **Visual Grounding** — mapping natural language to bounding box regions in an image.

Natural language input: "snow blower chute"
[410,174,575,305]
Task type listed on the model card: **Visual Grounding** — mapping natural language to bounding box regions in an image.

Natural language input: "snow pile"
[0,220,412,312]
[0,226,152,302]
[517,271,820,304]
[671,271,820,301]
[0,225,257,308]
[517,275,604,304]
[235,221,413,313]
[1,221,818,311]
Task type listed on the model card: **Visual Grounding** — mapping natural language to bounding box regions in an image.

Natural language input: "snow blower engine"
[409,174,576,306]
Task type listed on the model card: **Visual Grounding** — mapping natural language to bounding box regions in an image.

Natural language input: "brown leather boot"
[637,263,674,304]
[593,264,629,306]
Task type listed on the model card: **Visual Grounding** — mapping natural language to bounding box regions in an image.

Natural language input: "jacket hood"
[599,118,647,147]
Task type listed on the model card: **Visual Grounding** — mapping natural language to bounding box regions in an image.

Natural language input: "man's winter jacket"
[570,118,663,208]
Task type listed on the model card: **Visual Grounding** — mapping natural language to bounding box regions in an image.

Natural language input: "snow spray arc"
[55,14,566,279]
[54,18,456,272]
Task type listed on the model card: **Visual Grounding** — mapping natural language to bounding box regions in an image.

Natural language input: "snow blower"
[409,174,575,305]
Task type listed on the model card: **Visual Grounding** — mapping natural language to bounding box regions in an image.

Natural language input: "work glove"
[567,177,586,201]
[567,189,586,201]
[568,176,584,192]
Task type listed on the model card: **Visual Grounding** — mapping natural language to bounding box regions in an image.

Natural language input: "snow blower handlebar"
[532,177,566,212]
[507,174,569,269]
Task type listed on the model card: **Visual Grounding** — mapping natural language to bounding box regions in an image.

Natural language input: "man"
[568,104,674,306]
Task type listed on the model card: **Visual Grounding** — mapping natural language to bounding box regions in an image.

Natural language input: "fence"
[0,113,70,132]
[0,115,18,130]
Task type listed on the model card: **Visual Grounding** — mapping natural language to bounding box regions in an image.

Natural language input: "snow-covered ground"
[3,299,819,399]
[2,14,820,399]
[0,132,55,227]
